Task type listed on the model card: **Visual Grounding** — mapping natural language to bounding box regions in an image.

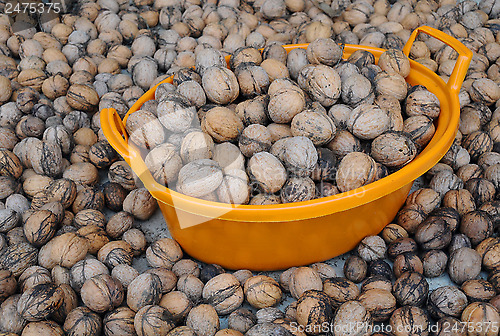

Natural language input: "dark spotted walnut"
[323,277,360,307]
[63,306,102,336]
[103,307,136,336]
[81,274,124,313]
[127,273,162,312]
[134,305,175,336]
[17,282,64,321]
[296,290,334,334]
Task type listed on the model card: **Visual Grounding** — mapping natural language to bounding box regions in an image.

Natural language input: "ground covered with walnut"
[2,0,500,335]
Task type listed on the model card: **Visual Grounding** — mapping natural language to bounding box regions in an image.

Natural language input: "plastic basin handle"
[100,108,165,195]
[100,108,131,161]
[402,25,472,95]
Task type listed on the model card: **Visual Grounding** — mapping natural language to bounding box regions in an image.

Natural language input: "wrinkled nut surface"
[347,104,390,140]
[125,110,165,150]
[336,152,377,192]
[371,132,417,168]
[146,237,183,269]
[202,273,244,315]
[247,152,287,194]
[202,66,239,105]
[244,275,282,309]
[202,107,244,143]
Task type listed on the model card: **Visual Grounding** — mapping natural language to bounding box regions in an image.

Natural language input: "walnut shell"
[358,288,396,322]
[306,38,342,67]
[29,140,63,177]
[180,131,215,163]
[23,209,57,247]
[39,232,89,269]
[69,258,109,293]
[371,132,417,168]
[302,65,341,107]
[235,96,269,126]
[212,143,245,172]
[127,273,162,312]
[403,115,436,148]
[469,78,500,106]
[159,290,192,323]
[283,136,318,177]
[177,159,224,198]
[460,210,493,246]
[448,247,482,285]
[44,178,77,209]
[186,304,220,336]
[238,124,272,158]
[106,211,133,239]
[267,87,306,123]
[289,267,323,300]
[406,88,441,119]
[216,169,250,205]
[0,150,23,179]
[66,84,99,112]
[347,104,390,140]
[334,301,372,336]
[422,250,448,278]
[17,283,63,321]
[341,73,375,107]
[281,176,315,203]
[389,306,429,336]
[202,273,244,315]
[103,307,136,336]
[202,66,239,105]
[0,269,16,303]
[291,110,336,146]
[461,279,496,302]
[296,290,334,335]
[146,238,183,269]
[134,305,175,336]
[378,49,411,77]
[102,182,127,212]
[81,274,124,313]
[374,71,407,100]
[108,161,137,191]
[122,188,158,221]
[63,306,102,336]
[244,275,282,309]
[71,187,105,214]
[63,162,99,186]
[249,193,282,205]
[461,302,500,336]
[0,243,38,277]
[22,320,65,336]
[235,63,269,97]
[392,272,429,307]
[97,241,133,268]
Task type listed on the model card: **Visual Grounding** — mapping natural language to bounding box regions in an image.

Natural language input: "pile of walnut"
[1,0,500,335]
[131,42,440,205]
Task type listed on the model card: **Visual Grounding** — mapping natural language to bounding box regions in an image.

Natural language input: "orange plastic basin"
[101,26,471,270]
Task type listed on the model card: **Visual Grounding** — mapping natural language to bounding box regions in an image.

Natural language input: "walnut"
[202,107,243,142]
[202,66,239,105]
[244,275,282,309]
[81,274,124,313]
[371,132,417,168]
[336,152,377,192]
[125,110,165,150]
